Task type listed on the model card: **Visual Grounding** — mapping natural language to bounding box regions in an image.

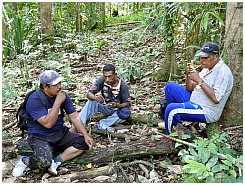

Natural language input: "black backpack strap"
[16,90,36,120]
[36,88,47,107]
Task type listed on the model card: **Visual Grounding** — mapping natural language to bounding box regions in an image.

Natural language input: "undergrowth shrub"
[176,132,243,183]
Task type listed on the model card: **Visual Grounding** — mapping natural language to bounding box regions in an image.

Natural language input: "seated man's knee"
[36,157,52,170]
[76,148,85,155]
[165,82,178,91]
[89,100,96,103]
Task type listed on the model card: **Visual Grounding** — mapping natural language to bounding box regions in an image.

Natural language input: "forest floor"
[2,23,243,183]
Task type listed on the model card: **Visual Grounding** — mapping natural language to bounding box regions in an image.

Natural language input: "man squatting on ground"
[159,42,233,134]
[78,64,132,132]
[12,70,94,177]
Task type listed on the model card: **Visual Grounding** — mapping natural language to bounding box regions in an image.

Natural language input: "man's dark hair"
[103,64,115,73]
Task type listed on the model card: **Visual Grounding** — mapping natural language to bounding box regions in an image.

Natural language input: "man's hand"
[107,102,117,108]
[56,88,66,104]
[95,94,105,104]
[187,65,202,83]
[85,136,94,150]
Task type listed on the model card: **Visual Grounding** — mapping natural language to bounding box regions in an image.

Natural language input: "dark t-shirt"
[26,90,76,136]
[88,76,131,106]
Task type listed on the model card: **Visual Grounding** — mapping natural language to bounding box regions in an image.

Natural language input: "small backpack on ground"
[158,99,167,119]
[16,88,47,137]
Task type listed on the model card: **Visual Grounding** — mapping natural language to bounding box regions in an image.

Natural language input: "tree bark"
[38,2,53,45]
[48,165,116,182]
[15,136,178,165]
[73,137,178,165]
[76,2,81,33]
[2,18,6,38]
[221,2,243,127]
[101,2,106,29]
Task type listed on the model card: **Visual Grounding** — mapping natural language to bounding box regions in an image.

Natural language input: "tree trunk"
[2,18,6,38]
[221,2,243,127]
[153,3,177,82]
[13,2,18,14]
[76,2,81,33]
[206,121,219,139]
[101,2,106,29]
[38,2,53,45]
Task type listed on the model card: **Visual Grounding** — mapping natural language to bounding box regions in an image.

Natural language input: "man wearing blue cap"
[158,42,233,135]
[78,64,132,133]
[12,70,94,177]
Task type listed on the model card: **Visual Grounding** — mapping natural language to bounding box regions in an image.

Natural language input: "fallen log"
[106,21,142,27]
[73,137,178,165]
[47,165,116,183]
[80,112,163,125]
[128,113,162,124]
[14,135,178,165]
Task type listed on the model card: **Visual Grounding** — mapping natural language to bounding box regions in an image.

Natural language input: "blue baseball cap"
[195,42,220,57]
[117,108,131,120]
[39,70,63,85]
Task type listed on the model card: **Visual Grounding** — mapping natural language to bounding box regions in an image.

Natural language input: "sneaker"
[106,126,116,133]
[12,156,28,177]
[48,160,61,176]
[158,122,166,129]
[92,123,106,131]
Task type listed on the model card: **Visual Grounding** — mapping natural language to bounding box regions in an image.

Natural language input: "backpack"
[158,99,167,119]
[16,88,47,137]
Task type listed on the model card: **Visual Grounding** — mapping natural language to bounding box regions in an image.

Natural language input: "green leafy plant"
[147,112,158,127]
[150,95,160,104]
[178,133,243,183]
[115,53,145,82]
[2,4,47,58]
[2,131,11,139]
[150,155,157,169]
[75,94,87,104]
[96,38,108,50]
[65,158,77,164]
[74,33,97,61]
[151,134,161,141]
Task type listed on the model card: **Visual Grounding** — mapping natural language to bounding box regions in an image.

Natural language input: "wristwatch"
[198,80,204,86]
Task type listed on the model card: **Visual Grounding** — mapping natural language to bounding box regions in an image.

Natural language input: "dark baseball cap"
[39,70,64,85]
[195,42,220,57]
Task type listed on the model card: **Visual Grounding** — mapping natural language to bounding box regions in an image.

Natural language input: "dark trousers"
[27,126,89,170]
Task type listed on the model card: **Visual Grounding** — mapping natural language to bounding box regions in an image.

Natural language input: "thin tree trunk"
[76,2,81,33]
[2,18,6,38]
[38,2,53,45]
[101,2,106,29]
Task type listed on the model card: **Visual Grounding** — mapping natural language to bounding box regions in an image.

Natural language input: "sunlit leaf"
[206,155,218,168]
[207,143,218,154]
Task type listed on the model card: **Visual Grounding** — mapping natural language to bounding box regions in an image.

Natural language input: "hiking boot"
[12,156,28,177]
[158,122,166,129]
[48,160,61,176]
